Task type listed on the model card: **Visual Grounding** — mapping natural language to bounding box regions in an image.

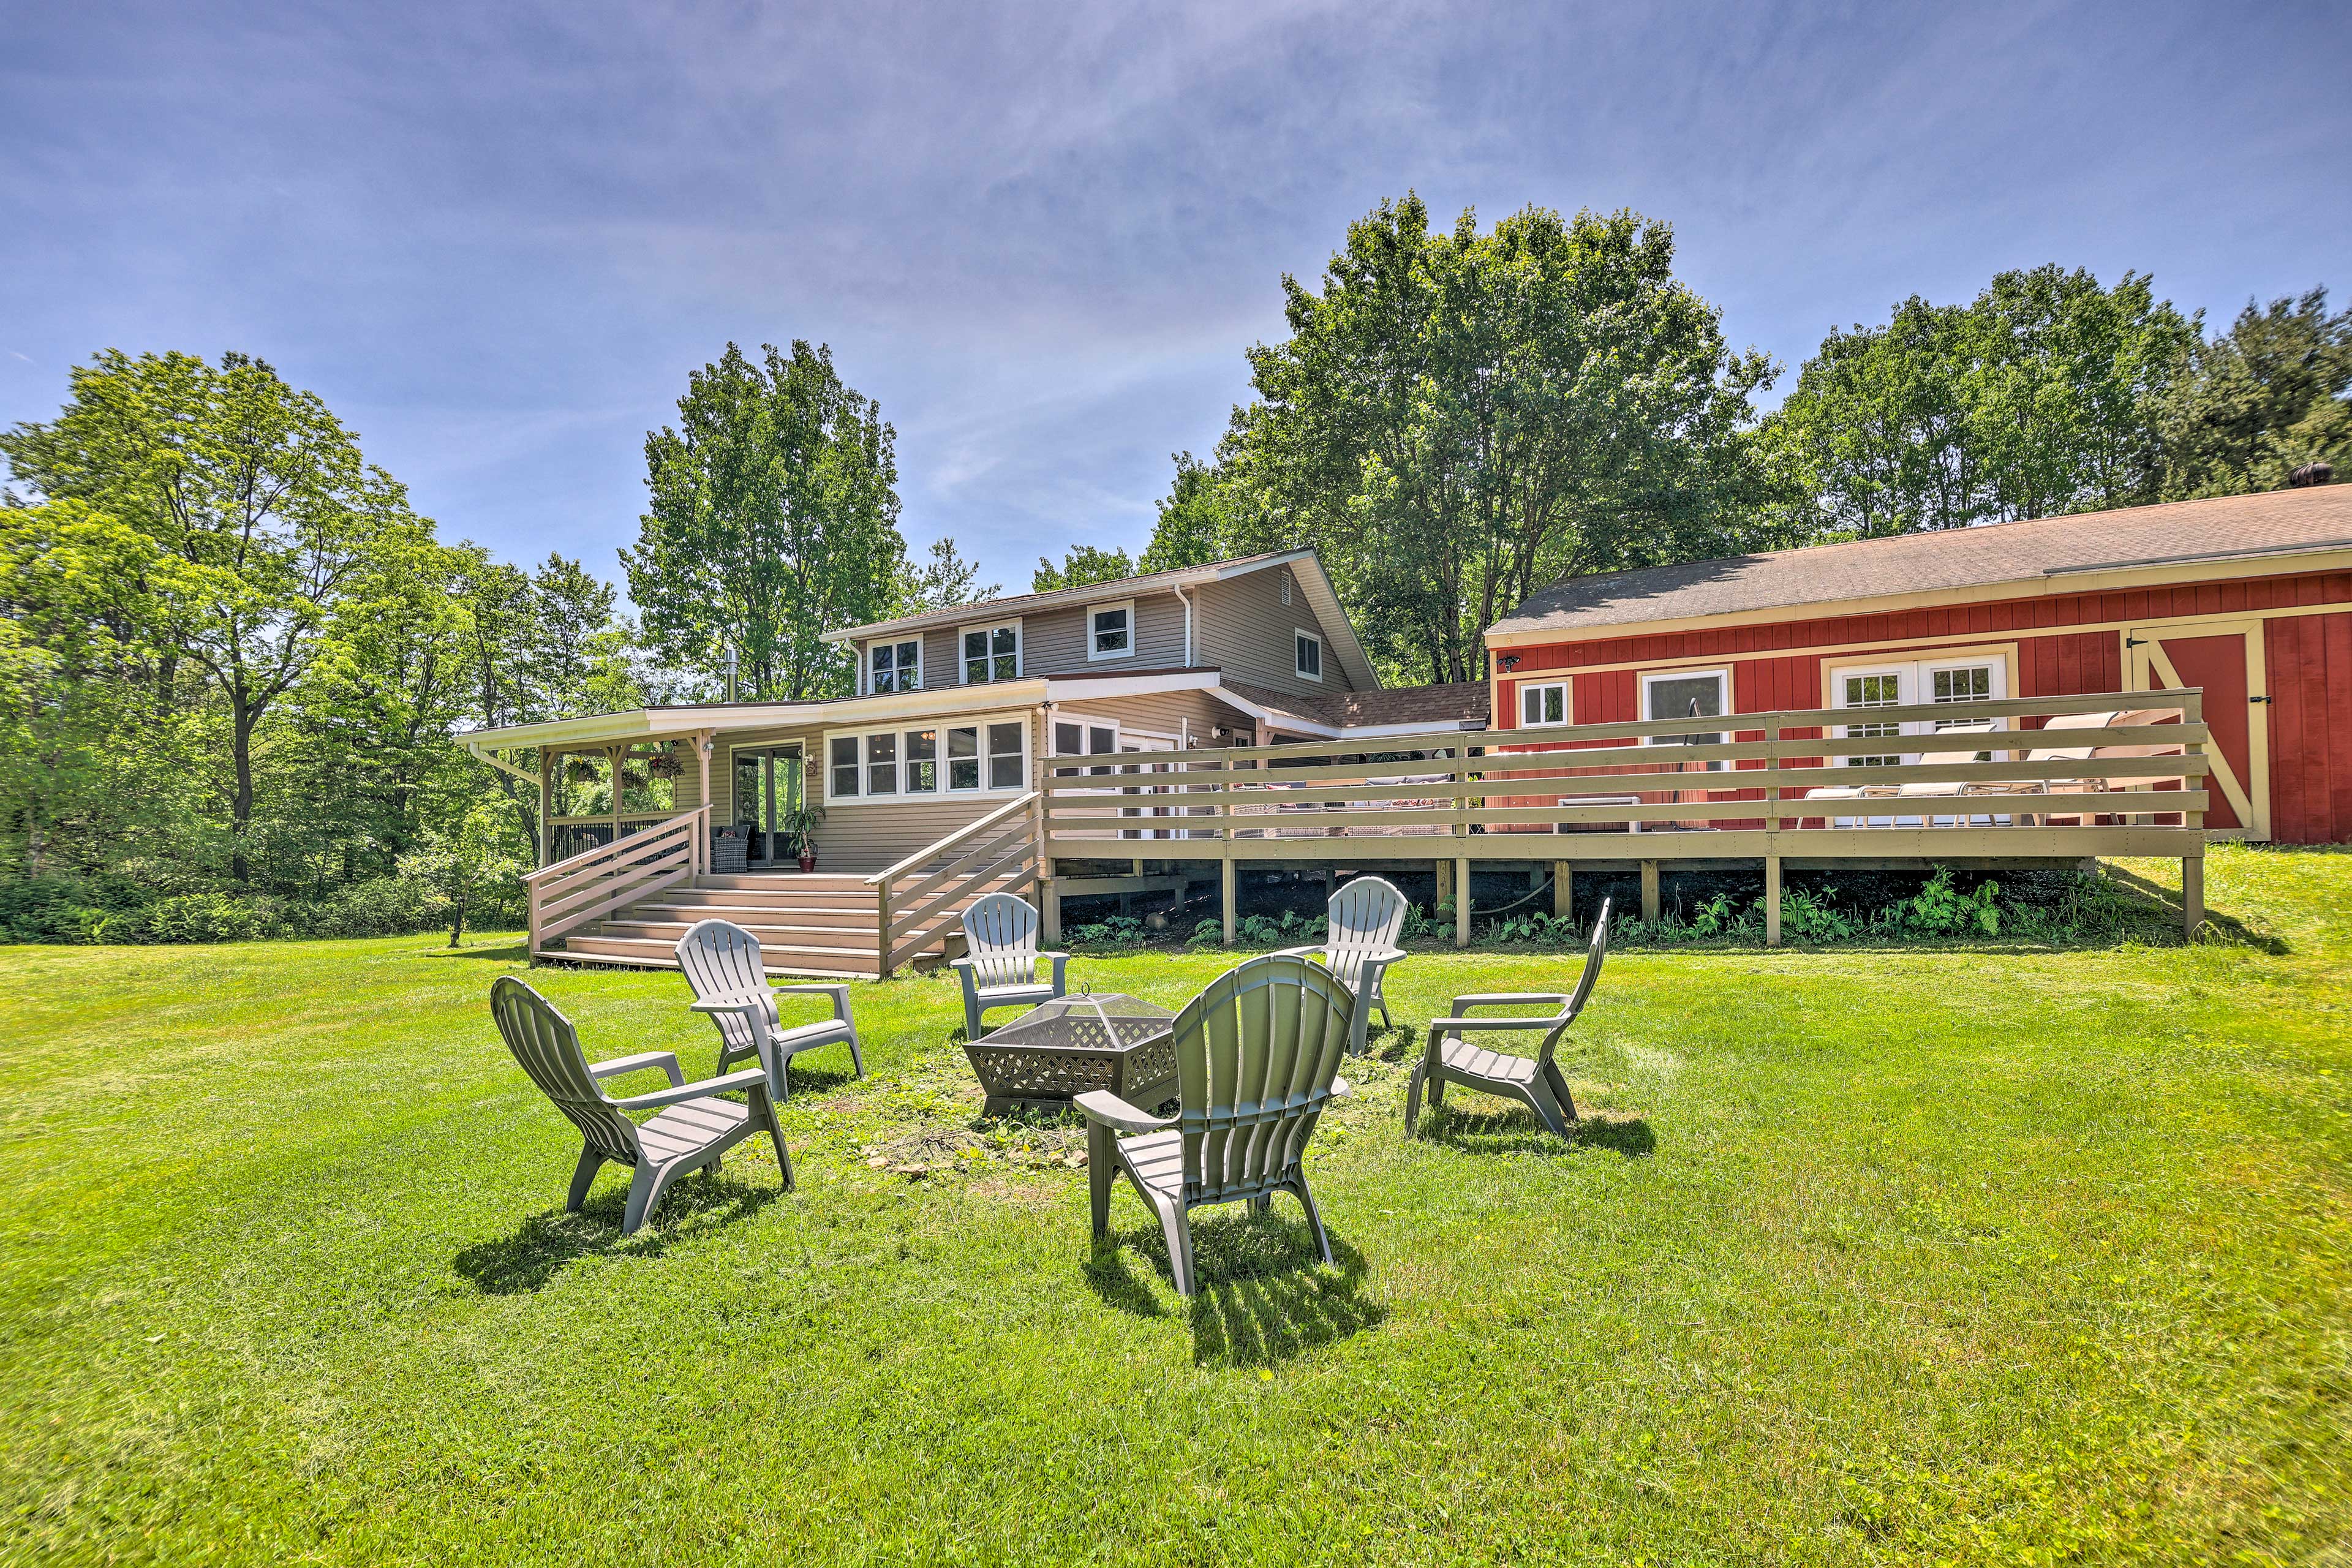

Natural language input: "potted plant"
[778,804,827,872]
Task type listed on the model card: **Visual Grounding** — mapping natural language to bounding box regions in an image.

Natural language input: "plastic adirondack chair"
[489,976,792,1235]
[673,918,862,1100]
[949,893,1068,1039]
[1275,873,1409,1044]
[1405,899,1613,1141]
[1077,953,1357,1297]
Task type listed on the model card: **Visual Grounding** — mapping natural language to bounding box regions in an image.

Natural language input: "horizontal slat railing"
[529,804,709,955]
[1042,692,2211,856]
[867,791,1041,978]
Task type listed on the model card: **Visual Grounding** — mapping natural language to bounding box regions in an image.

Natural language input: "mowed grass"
[1,848,2347,1566]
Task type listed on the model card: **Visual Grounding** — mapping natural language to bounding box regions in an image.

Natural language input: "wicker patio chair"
[1404,899,1613,1140]
[489,976,791,1235]
[1077,954,1357,1297]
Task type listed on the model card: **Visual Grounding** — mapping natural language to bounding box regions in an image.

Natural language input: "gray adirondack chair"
[1077,953,1357,1296]
[673,918,862,1099]
[489,976,792,1235]
[1275,874,1408,1044]
[949,892,1069,1039]
[1405,898,1613,1140]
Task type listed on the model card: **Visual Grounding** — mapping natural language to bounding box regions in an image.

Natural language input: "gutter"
[1172,582,1194,666]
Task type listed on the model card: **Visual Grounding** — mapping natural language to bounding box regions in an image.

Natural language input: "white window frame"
[958,619,1022,685]
[865,636,923,695]
[1294,627,1324,682]
[1518,680,1569,729]
[822,715,1028,805]
[1831,662,1913,769]
[1638,666,1730,772]
[1086,599,1135,662]
[1826,652,2011,767]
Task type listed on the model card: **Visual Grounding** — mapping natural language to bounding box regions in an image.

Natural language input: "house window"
[961,622,1020,684]
[1520,681,1567,727]
[1088,600,1133,660]
[1641,669,1727,771]
[1054,720,1119,777]
[868,638,922,693]
[987,722,1025,789]
[1295,628,1324,682]
[865,731,899,794]
[1840,671,1905,767]
[829,736,860,799]
[947,726,981,791]
[904,728,938,793]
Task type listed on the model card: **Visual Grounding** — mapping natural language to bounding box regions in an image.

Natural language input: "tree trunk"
[230,701,257,883]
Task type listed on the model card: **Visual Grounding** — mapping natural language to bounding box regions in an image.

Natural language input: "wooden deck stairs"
[556,872,1003,978]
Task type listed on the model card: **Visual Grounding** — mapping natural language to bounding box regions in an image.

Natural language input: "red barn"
[1483,485,2352,844]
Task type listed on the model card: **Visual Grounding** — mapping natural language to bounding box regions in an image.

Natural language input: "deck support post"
[536,747,553,869]
[1764,854,1782,948]
[606,744,624,848]
[1453,856,1471,948]
[1640,860,1660,925]
[1552,861,1572,922]
[2182,855,2204,939]
[1220,856,1236,946]
[876,881,895,981]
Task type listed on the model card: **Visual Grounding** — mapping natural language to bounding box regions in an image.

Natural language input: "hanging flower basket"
[646,750,685,780]
[563,758,601,785]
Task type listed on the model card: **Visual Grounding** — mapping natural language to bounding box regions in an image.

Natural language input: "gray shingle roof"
[1489,487,2352,639]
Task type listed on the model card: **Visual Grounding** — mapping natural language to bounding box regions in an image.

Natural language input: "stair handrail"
[866,791,1040,978]
[527,804,709,956]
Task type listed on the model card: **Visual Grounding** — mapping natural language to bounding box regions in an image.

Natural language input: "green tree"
[625,342,906,701]
[398,794,526,948]
[1765,267,2198,535]
[1032,545,1136,592]
[2162,287,2352,497]
[899,537,997,612]
[1138,452,1237,573]
[1183,195,1784,684]
[1,351,428,881]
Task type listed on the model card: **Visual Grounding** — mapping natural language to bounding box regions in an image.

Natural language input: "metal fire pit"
[965,992,1179,1117]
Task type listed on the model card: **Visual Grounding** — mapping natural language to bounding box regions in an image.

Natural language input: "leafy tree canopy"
[1145,195,1788,684]
[2162,287,2352,497]
[624,341,906,701]
[1033,545,1136,593]
[899,536,998,613]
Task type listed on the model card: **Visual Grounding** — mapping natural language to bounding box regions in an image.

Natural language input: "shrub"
[1891,866,2000,937]
[134,892,268,944]
[296,877,456,940]
[1069,914,1150,948]
[1777,884,1858,943]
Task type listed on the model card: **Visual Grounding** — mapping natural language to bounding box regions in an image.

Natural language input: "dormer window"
[868,638,921,693]
[1088,600,1133,661]
[1294,628,1324,682]
[961,620,1020,684]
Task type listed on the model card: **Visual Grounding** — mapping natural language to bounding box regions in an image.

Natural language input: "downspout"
[1173,582,1194,667]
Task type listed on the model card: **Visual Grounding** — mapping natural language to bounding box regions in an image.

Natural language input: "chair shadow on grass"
[1417,1098,1656,1159]
[2103,864,2287,954]
[1082,1209,1388,1368]
[453,1171,782,1294]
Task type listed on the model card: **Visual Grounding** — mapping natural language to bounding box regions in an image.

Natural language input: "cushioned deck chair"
[674,918,862,1099]
[489,975,791,1235]
[949,892,1069,1039]
[1405,899,1613,1140]
[1077,953,1356,1297]
[1275,873,1409,1046]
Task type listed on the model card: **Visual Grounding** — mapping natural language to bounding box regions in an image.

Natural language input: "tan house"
[467,549,1485,976]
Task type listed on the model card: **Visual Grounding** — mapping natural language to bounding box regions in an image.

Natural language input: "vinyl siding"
[1195,569,1358,699]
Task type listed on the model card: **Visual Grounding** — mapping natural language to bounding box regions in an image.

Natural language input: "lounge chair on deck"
[949,892,1069,1040]
[1406,900,1612,1140]
[1077,954,1357,1297]
[490,976,791,1235]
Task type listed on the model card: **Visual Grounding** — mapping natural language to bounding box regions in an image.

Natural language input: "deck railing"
[526,804,709,957]
[867,791,1041,978]
[1042,690,2212,941]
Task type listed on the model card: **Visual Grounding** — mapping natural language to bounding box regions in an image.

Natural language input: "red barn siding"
[1493,566,2352,843]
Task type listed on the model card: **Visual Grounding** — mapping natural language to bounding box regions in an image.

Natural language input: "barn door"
[2125,619,2269,840]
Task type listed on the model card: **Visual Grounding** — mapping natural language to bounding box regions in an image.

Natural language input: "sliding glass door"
[730,744,805,865]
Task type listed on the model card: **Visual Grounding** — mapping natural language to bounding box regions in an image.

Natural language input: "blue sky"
[4,1,2345,595]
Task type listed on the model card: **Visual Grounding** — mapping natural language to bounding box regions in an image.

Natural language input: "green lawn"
[2,848,2346,1566]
